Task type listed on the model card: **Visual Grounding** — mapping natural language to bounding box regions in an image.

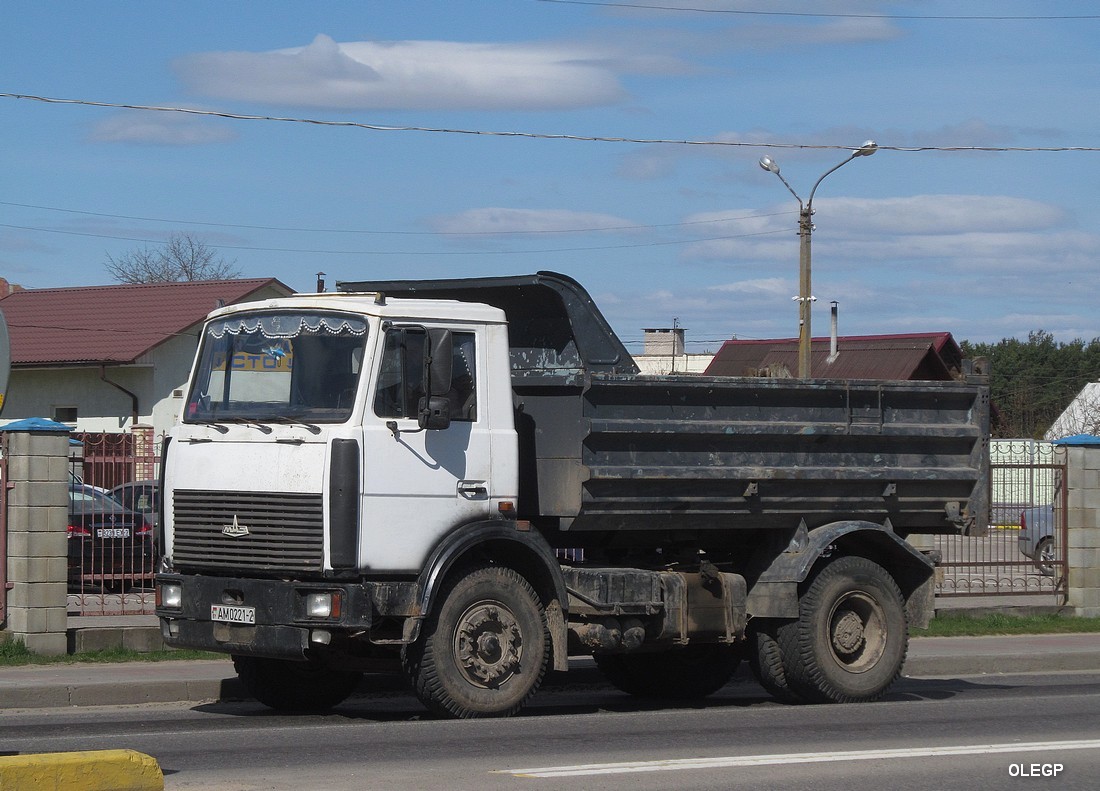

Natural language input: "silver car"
[1018,505,1056,576]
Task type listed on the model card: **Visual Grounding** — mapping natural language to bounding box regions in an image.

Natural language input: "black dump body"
[338,272,990,549]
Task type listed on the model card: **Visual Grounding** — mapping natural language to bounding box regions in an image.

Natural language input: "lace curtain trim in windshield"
[207,314,368,339]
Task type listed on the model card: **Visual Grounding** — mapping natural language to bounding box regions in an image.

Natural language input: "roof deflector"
[336,271,638,376]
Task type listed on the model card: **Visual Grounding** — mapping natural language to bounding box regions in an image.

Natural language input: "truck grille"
[172,490,324,572]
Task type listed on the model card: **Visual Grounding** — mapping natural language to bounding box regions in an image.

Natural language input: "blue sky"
[3,1,1099,353]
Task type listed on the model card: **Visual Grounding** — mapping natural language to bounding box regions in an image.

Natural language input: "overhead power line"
[0,200,795,237]
[0,222,790,256]
[3,93,1099,153]
[537,0,1100,20]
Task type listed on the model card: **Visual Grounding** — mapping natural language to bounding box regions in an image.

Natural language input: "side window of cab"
[373,329,477,422]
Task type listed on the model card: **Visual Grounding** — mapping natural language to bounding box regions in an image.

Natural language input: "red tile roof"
[704,333,964,381]
[0,279,293,366]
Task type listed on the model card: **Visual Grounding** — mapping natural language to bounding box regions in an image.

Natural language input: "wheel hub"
[456,604,522,687]
[831,609,866,655]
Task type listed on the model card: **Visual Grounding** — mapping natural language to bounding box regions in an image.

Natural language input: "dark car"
[68,484,155,592]
[109,479,160,528]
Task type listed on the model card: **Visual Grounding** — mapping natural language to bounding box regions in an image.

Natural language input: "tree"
[961,331,1100,439]
[105,233,241,284]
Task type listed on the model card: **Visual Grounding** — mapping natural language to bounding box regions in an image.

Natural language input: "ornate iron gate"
[68,428,159,616]
[934,440,1067,600]
[0,435,8,624]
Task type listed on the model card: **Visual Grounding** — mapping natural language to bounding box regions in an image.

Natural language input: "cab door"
[359,326,491,571]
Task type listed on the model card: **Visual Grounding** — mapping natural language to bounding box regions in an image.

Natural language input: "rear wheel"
[594,645,741,700]
[747,621,802,703]
[1035,537,1055,576]
[233,655,362,712]
[776,556,908,704]
[406,565,549,718]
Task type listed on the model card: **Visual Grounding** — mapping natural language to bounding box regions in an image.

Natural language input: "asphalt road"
[3,668,1099,791]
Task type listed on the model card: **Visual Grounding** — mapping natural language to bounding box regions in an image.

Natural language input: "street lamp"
[759,140,878,378]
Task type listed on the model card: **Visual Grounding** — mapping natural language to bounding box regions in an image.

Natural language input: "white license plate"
[97,528,131,539]
[210,605,256,625]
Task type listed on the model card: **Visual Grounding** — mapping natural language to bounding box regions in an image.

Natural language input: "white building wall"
[633,353,715,375]
[2,339,195,442]
[1,284,291,443]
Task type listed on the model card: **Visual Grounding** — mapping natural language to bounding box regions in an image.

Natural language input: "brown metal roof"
[0,279,293,366]
[704,333,963,381]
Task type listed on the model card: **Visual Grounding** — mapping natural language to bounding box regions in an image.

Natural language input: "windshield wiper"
[260,414,323,435]
[188,418,229,433]
[214,417,274,434]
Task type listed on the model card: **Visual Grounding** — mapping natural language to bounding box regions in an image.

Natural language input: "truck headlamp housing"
[159,582,183,610]
[305,591,342,619]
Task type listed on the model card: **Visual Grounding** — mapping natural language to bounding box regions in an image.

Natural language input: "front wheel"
[406,565,549,718]
[776,556,908,704]
[233,656,362,712]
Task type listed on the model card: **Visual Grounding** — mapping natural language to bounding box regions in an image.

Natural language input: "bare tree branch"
[104,233,241,283]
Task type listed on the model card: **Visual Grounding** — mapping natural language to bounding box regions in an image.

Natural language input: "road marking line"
[497,739,1100,778]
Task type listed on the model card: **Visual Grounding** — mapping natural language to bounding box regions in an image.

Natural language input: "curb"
[1,675,246,710]
[904,652,1100,677]
[0,749,163,791]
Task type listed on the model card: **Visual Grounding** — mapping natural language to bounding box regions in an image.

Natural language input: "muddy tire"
[232,655,362,712]
[776,556,908,704]
[406,565,549,718]
[594,645,741,700]
[748,621,803,703]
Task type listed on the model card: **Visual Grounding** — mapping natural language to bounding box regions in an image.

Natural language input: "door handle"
[458,481,488,499]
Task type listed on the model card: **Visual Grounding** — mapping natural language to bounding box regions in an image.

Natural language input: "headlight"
[305,591,342,619]
[159,582,183,609]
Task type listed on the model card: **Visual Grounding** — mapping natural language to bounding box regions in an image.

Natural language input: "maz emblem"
[221,515,250,537]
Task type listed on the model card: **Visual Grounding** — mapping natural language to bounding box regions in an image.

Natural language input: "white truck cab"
[163,293,517,576]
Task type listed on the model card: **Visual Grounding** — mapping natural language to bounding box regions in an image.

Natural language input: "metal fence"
[68,429,160,616]
[934,439,1067,601]
[0,437,8,624]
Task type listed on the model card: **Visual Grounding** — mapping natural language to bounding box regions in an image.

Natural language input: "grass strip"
[0,640,222,666]
[916,612,1100,637]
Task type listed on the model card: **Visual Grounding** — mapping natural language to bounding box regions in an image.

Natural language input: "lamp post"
[759,140,877,378]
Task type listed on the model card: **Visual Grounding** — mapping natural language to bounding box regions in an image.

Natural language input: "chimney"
[828,301,840,364]
[643,326,686,357]
[316,272,327,293]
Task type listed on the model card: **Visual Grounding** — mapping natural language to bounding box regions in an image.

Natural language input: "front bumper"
[155,573,419,660]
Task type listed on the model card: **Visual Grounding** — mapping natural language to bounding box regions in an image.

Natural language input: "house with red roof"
[0,278,293,442]
[703,332,965,381]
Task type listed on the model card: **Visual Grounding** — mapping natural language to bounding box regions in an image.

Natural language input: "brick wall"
[1065,443,1100,617]
[1,426,70,654]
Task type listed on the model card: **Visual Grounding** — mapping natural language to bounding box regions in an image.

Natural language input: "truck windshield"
[185,312,369,424]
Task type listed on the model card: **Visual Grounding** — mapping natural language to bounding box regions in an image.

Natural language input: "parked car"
[1018,504,1056,576]
[109,479,160,528]
[68,483,155,592]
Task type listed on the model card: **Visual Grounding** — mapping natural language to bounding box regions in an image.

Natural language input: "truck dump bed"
[339,272,990,542]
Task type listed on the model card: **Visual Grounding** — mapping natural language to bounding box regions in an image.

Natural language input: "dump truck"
[154,271,990,718]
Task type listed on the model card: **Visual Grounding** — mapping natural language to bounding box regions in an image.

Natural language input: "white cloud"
[817,195,1066,235]
[678,194,1096,277]
[429,208,637,236]
[725,16,900,49]
[91,112,236,146]
[175,34,651,110]
[707,277,790,298]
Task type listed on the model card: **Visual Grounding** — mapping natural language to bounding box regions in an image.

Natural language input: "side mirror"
[419,328,453,430]
[418,395,451,430]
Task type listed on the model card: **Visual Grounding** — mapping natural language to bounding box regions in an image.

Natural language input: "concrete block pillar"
[1062,439,1100,617]
[2,419,71,655]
